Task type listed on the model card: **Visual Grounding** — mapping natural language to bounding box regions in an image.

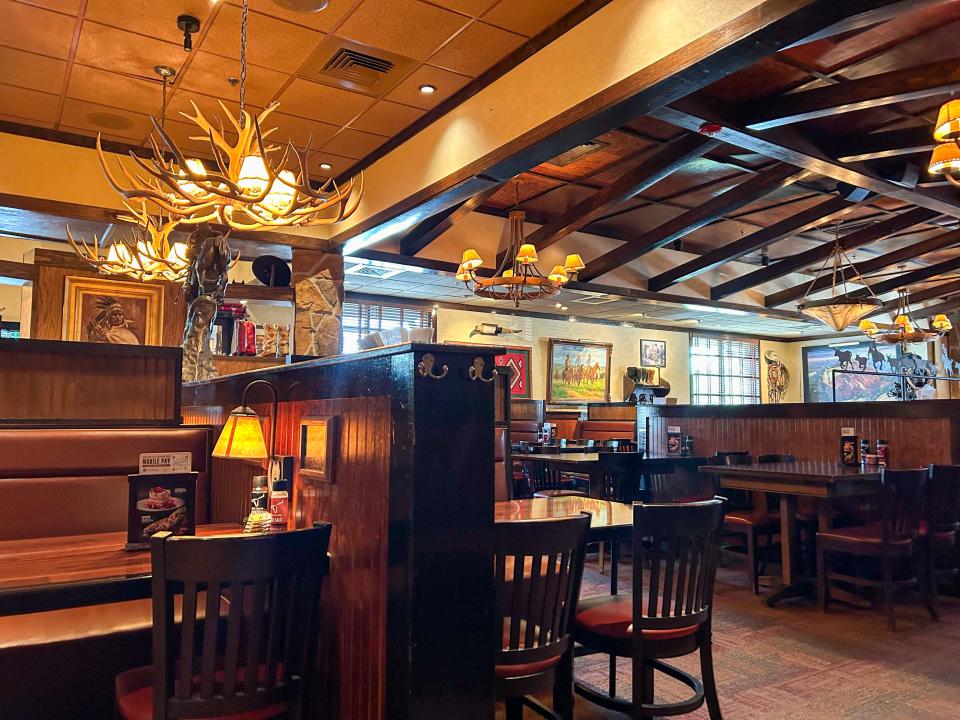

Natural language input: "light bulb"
[262,169,297,214]
[238,154,270,197]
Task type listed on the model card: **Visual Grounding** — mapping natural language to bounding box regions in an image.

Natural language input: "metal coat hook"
[468,357,496,383]
[417,353,448,380]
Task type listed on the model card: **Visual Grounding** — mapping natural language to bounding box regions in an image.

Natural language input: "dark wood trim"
[710,206,939,300]
[833,125,936,163]
[765,228,960,307]
[0,337,181,359]
[0,120,156,160]
[647,195,856,290]
[579,163,804,281]
[849,253,960,298]
[340,0,617,183]
[399,181,502,257]
[525,134,720,251]
[225,283,295,303]
[744,58,960,130]
[0,259,36,283]
[636,398,960,420]
[783,0,959,47]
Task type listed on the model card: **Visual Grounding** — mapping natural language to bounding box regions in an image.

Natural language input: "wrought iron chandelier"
[858,287,952,347]
[96,0,363,231]
[796,222,882,331]
[455,196,585,307]
[928,99,960,185]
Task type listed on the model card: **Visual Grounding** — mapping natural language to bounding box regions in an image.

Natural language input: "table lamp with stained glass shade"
[212,379,279,533]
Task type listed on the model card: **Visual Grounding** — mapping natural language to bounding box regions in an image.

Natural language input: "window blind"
[341,300,434,353]
[689,334,760,405]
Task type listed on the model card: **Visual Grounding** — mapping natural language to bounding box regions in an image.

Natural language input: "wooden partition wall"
[638,401,960,467]
[182,344,498,720]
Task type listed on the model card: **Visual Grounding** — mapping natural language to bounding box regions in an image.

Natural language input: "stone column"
[292,249,344,357]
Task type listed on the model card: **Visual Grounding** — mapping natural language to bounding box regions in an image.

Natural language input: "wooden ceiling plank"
[833,125,935,163]
[399,182,503,257]
[578,163,805,281]
[851,253,960,298]
[765,227,960,306]
[711,206,939,299]
[525,134,720,251]
[744,58,960,131]
[647,194,856,291]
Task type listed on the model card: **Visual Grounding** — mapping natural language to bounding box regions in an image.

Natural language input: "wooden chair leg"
[816,540,828,612]
[598,541,605,574]
[505,696,524,720]
[553,648,574,720]
[631,656,653,720]
[700,634,724,720]
[917,548,940,623]
[881,555,896,631]
[747,531,758,595]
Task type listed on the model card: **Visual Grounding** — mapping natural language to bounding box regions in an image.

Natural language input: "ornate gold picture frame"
[62,275,164,346]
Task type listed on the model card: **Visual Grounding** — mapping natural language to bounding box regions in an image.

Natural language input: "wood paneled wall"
[0,338,181,425]
[638,402,960,467]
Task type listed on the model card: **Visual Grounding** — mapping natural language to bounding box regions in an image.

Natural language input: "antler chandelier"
[456,190,585,307]
[859,287,952,347]
[96,0,362,232]
[796,222,882,331]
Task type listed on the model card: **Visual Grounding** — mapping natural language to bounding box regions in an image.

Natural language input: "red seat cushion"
[496,625,562,678]
[574,595,700,641]
[919,521,959,543]
[817,523,913,546]
[724,511,778,528]
[116,665,286,720]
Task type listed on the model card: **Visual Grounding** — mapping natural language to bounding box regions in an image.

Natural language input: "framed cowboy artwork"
[62,275,164,346]
[547,339,612,403]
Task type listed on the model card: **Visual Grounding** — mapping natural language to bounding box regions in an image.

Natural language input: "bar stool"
[573,500,725,719]
[719,453,779,594]
[115,524,332,720]
[495,513,590,720]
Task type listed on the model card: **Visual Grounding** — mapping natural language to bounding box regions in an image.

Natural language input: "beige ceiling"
[0,0,584,178]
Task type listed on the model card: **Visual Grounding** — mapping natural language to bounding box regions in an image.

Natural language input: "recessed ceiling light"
[419,84,437,94]
[319,162,332,171]
[560,306,568,311]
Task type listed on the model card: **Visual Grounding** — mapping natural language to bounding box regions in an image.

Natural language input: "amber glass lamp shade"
[858,319,879,336]
[515,244,538,265]
[548,265,569,284]
[460,248,482,270]
[455,264,471,282]
[563,254,585,272]
[934,100,960,142]
[213,406,268,459]
[933,314,953,332]
[797,296,882,332]
[929,142,960,175]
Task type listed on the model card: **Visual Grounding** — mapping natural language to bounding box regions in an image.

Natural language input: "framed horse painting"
[547,339,612,403]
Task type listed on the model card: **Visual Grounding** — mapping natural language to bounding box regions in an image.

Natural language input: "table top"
[513,452,605,463]
[0,524,240,615]
[495,497,633,533]
[700,461,882,483]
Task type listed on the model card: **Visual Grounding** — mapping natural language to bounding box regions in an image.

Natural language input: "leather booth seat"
[494,427,510,502]
[509,420,541,443]
[576,420,636,442]
[0,426,213,719]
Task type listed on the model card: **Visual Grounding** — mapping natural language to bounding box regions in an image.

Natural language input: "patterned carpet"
[505,556,960,719]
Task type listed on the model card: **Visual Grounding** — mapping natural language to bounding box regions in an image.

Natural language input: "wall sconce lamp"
[213,379,280,480]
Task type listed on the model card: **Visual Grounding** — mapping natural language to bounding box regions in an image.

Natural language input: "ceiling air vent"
[547,140,609,167]
[301,37,415,96]
[345,263,404,280]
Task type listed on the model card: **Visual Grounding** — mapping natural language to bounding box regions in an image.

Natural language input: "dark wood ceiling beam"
[578,163,805,281]
[850,253,960,298]
[651,98,960,218]
[783,0,959,48]
[765,227,960,306]
[832,126,935,163]
[710,206,939,300]
[399,183,502,257]
[647,195,857,291]
[0,259,36,283]
[525,134,721,251]
[744,58,960,131]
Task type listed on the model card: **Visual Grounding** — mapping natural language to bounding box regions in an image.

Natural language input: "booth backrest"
[576,420,636,442]
[494,427,509,502]
[0,427,212,541]
[510,420,541,443]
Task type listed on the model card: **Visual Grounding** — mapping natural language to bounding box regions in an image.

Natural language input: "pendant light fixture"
[858,286,952,348]
[929,100,960,185]
[796,222,882,331]
[96,0,363,231]
[456,184,586,307]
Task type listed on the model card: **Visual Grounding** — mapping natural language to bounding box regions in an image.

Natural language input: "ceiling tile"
[0,84,60,123]
[84,0,216,43]
[199,4,324,74]
[75,21,186,76]
[59,98,152,140]
[67,64,163,116]
[163,90,252,127]
[383,63,471,108]
[426,0,499,17]
[178,51,288,107]
[278,77,374,124]
[321,127,387,159]
[154,117,217,159]
[0,47,67,94]
[16,0,81,13]
[0,113,53,128]
[427,20,523,76]
[337,0,470,61]
[350,99,423,136]
[308,150,358,178]
[0,1,77,59]
[482,0,581,37]
[234,0,356,33]
[268,112,340,150]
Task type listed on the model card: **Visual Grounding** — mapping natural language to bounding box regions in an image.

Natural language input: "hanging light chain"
[239,0,248,127]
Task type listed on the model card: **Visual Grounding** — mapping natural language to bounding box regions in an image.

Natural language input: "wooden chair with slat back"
[529,461,587,499]
[817,468,937,631]
[115,524,333,720]
[925,464,960,600]
[573,500,725,718]
[495,513,591,720]
[642,457,718,505]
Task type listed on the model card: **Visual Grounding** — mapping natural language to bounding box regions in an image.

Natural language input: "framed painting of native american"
[62,275,164,346]
[547,339,612,403]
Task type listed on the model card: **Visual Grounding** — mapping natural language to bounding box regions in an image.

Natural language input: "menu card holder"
[125,472,197,550]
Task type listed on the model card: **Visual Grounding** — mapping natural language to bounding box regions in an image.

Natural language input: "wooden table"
[511,443,597,454]
[0,524,240,616]
[701,462,881,606]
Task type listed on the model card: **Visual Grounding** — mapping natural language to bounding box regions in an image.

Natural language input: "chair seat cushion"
[116,665,286,720]
[724,511,778,529]
[574,595,700,641]
[919,521,958,543]
[817,523,913,545]
[494,654,561,679]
